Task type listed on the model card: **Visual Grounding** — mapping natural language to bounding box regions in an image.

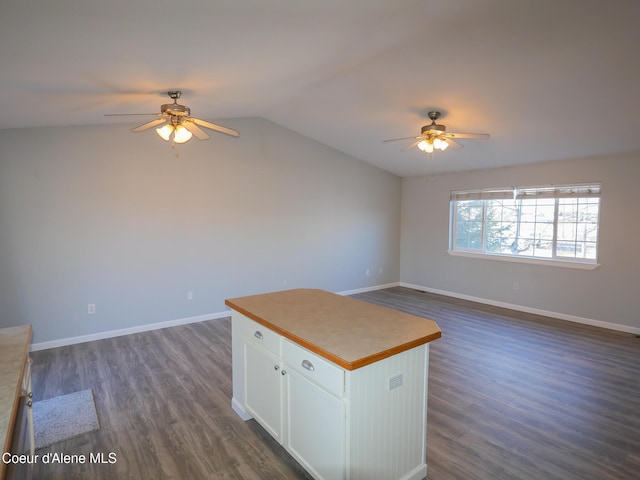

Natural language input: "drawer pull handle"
[301,360,315,371]
[254,331,263,340]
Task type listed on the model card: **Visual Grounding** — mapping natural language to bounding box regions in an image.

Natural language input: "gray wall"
[400,152,640,331]
[0,118,401,343]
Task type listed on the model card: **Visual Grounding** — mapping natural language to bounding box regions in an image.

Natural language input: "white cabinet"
[282,337,346,479]
[285,368,345,480]
[243,339,283,442]
[231,311,429,480]
[233,314,345,479]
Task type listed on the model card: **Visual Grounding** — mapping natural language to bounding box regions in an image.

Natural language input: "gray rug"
[33,389,100,449]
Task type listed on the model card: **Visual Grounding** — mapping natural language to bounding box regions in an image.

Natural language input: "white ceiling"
[1,0,639,177]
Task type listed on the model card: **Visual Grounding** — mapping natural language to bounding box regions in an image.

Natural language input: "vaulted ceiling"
[1,0,639,176]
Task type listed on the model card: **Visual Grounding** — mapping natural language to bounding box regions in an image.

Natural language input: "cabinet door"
[244,339,283,442]
[284,369,345,480]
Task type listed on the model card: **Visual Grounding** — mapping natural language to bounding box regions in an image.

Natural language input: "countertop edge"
[225,298,441,371]
[1,325,32,479]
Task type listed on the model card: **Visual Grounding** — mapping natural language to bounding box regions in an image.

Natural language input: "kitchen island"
[0,325,33,480]
[226,289,441,480]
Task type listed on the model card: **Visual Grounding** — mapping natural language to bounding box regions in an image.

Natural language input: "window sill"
[447,250,600,270]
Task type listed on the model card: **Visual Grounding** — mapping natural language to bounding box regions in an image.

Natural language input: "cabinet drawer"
[235,313,280,356]
[282,339,344,398]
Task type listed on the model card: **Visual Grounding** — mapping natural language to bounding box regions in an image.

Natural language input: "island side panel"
[230,311,253,421]
[345,344,429,480]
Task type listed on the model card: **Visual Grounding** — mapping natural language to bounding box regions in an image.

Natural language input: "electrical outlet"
[187,291,193,300]
[283,279,288,287]
[388,373,403,391]
[513,282,519,290]
[366,268,371,276]
[88,304,96,315]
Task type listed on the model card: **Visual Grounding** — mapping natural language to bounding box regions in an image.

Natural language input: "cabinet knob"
[254,331,263,340]
[281,370,287,376]
[274,365,280,371]
[301,359,315,371]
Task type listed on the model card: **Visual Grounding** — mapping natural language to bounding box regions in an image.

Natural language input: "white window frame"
[448,183,601,270]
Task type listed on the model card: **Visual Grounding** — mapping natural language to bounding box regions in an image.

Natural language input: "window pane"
[457,237,470,249]
[454,201,483,251]
[500,203,518,223]
[558,199,577,221]
[514,238,534,256]
[469,235,482,249]
[586,224,598,242]
[557,241,578,257]
[537,204,555,222]
[485,239,502,253]
[577,223,598,242]
[520,202,537,222]
[583,203,599,222]
[557,198,599,261]
[557,222,576,241]
[450,186,599,265]
[584,242,598,260]
[536,223,554,240]
[533,240,553,258]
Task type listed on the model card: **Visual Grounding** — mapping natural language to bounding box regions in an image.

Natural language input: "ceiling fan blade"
[445,138,464,150]
[446,132,490,139]
[401,138,424,151]
[191,118,239,137]
[131,118,167,132]
[183,120,210,140]
[105,113,162,117]
[383,135,421,143]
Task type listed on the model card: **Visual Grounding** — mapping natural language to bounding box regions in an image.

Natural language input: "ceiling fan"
[383,111,489,153]
[105,90,239,144]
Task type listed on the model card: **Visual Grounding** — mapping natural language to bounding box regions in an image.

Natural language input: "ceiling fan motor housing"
[161,103,190,116]
[422,123,446,136]
[160,90,190,116]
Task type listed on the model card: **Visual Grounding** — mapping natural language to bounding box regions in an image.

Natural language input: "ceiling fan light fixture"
[156,124,174,141]
[173,124,193,144]
[418,139,434,153]
[433,137,448,151]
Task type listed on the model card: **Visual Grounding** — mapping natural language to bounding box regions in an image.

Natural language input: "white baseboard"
[337,282,401,296]
[403,464,428,480]
[231,397,252,421]
[30,283,401,351]
[400,282,640,335]
[30,311,231,351]
[38,280,627,351]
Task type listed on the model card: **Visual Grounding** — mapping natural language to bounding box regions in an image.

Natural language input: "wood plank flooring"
[30,319,313,480]
[28,287,640,479]
[355,287,640,480]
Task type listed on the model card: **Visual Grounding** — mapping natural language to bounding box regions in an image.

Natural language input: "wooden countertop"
[0,325,32,467]
[225,289,441,370]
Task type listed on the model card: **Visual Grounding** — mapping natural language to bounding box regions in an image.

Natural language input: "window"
[450,183,601,266]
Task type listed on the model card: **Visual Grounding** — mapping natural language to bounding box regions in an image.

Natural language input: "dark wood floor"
[29,287,640,479]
